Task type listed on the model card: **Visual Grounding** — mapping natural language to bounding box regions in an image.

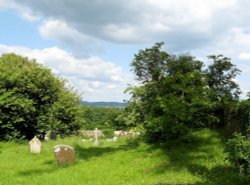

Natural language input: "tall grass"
[0,129,249,185]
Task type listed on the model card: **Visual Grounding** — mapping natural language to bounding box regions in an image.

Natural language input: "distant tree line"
[82,106,126,130]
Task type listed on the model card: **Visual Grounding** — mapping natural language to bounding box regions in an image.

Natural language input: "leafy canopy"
[126,43,241,142]
[0,54,84,140]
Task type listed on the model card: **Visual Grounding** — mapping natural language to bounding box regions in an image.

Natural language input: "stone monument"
[29,136,42,154]
[54,145,75,165]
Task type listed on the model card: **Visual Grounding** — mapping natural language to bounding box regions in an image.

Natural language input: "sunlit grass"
[0,129,249,185]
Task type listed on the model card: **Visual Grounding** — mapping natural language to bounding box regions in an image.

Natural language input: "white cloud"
[0,44,134,102]
[190,26,250,99]
[0,0,40,21]
[3,0,250,100]
[103,24,142,43]
[19,10,40,21]
[39,20,99,57]
[239,53,250,60]
[40,20,87,43]
[199,27,250,61]
[9,0,245,51]
[0,0,7,8]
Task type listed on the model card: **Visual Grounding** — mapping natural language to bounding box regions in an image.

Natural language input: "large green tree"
[0,54,84,140]
[127,43,211,141]
[127,43,243,142]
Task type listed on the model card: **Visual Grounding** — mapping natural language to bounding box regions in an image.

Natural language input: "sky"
[0,0,250,102]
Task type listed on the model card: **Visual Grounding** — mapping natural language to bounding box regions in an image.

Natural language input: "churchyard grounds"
[0,129,249,185]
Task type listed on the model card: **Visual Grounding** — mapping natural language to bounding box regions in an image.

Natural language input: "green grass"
[0,129,249,185]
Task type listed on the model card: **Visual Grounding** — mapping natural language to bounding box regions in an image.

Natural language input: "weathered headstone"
[54,145,75,165]
[29,136,42,154]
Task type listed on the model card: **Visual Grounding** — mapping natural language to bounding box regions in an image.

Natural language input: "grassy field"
[0,129,249,185]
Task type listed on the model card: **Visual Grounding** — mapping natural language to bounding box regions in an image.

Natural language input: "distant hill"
[81,101,129,107]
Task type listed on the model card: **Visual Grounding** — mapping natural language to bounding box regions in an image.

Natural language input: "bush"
[225,133,250,175]
[0,54,84,140]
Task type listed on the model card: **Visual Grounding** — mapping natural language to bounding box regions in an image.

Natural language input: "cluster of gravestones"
[28,128,104,165]
[29,128,138,165]
[81,129,140,142]
[29,136,75,165]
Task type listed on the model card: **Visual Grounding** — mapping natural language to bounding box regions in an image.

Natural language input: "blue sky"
[0,0,250,101]
[0,9,53,48]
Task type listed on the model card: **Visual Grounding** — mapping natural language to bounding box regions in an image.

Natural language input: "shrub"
[0,54,84,140]
[225,133,250,175]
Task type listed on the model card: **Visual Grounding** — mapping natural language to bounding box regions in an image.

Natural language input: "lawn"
[0,129,249,185]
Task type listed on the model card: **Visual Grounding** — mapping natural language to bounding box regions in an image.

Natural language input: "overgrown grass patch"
[0,129,249,185]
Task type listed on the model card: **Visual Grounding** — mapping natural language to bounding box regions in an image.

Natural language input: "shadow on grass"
[153,165,250,185]
[149,130,250,185]
[18,159,59,176]
[18,167,57,176]
[18,139,140,177]
[74,139,140,160]
[189,164,250,185]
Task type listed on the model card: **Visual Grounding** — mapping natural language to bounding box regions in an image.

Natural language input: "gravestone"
[29,136,42,154]
[54,145,75,165]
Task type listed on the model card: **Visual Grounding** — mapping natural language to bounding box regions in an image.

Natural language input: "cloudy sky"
[0,0,250,101]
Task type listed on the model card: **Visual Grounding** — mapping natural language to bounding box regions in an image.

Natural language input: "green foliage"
[0,53,84,140]
[236,99,250,135]
[82,106,126,130]
[225,133,250,175]
[131,42,169,83]
[127,43,212,141]
[206,55,241,102]
[126,43,242,142]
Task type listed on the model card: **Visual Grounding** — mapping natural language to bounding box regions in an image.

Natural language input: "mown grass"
[0,129,249,185]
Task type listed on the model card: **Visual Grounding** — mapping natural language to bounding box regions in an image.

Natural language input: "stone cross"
[54,145,75,165]
[93,128,99,146]
[29,136,42,154]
